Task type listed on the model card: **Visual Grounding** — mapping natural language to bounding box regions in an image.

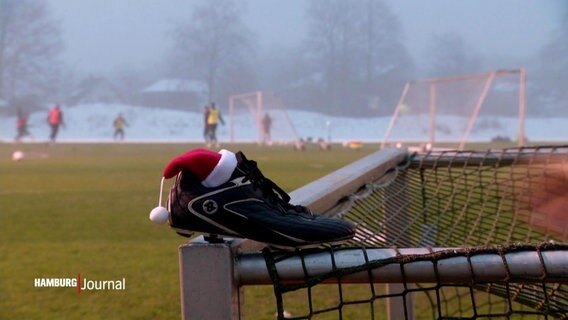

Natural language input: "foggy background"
[0,0,566,118]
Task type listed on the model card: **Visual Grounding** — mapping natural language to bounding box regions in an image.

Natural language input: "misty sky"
[46,0,565,76]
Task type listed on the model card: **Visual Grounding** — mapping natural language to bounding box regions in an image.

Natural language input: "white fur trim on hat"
[202,149,237,188]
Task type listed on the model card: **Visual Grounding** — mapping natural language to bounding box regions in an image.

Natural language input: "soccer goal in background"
[179,145,568,319]
[228,91,299,144]
[381,69,527,150]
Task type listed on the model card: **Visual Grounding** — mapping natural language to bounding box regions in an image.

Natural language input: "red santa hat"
[163,148,237,188]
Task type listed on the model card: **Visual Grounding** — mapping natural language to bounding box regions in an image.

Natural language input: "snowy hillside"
[1,103,567,143]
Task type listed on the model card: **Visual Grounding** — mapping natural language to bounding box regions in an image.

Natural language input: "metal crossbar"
[237,246,568,285]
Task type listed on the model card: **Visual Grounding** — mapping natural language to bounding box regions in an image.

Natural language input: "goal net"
[381,69,526,150]
[228,91,299,144]
[262,146,568,319]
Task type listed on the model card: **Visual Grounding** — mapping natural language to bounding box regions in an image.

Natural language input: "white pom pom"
[149,206,170,224]
[12,150,25,161]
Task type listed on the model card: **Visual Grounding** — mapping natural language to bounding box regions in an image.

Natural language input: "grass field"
[0,142,376,319]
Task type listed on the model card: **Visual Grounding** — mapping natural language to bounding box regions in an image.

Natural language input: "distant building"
[67,76,125,106]
[136,79,207,110]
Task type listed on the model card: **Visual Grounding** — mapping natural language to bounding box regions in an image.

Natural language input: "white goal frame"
[228,91,299,143]
[381,69,527,150]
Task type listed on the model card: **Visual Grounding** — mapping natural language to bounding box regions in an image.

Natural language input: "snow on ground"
[1,103,567,143]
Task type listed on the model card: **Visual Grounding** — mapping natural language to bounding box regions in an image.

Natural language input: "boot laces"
[238,158,311,215]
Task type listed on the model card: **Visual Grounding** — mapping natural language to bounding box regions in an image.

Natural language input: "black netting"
[264,146,568,319]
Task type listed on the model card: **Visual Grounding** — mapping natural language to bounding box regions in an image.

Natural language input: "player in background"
[15,109,33,142]
[113,113,128,141]
[202,105,211,146]
[206,103,224,148]
[261,112,272,146]
[47,104,65,143]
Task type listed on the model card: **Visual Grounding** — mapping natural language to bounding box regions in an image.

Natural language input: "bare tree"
[0,0,62,103]
[168,0,254,103]
[307,0,359,113]
[425,32,482,77]
[538,6,568,111]
[358,0,412,115]
[306,0,411,115]
[359,0,411,83]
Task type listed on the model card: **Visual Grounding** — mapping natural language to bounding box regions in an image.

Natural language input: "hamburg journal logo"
[34,273,126,294]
